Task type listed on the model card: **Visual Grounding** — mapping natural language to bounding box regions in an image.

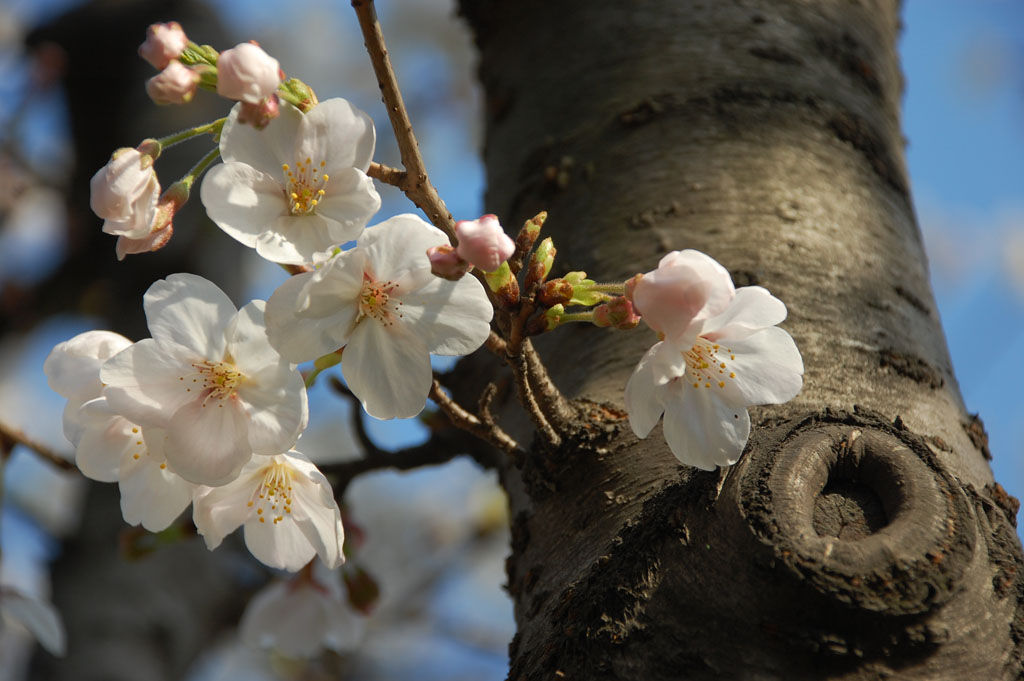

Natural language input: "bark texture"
[459,1,1024,678]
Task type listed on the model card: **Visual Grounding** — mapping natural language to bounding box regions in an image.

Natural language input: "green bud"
[544,304,565,331]
[484,261,514,294]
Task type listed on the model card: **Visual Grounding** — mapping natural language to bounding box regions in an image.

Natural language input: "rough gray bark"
[459,1,1024,679]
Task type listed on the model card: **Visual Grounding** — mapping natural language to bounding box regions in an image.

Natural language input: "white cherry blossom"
[89,147,160,239]
[44,330,194,530]
[626,285,803,470]
[192,451,344,572]
[240,563,364,657]
[200,98,380,265]
[100,274,308,486]
[265,214,493,419]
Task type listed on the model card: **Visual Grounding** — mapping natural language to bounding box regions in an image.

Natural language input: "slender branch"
[522,339,578,427]
[352,0,457,242]
[367,161,406,187]
[0,420,76,472]
[485,330,507,357]
[328,377,383,460]
[509,354,562,449]
[429,380,523,456]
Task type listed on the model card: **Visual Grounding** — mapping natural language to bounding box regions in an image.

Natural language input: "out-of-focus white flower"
[201,98,380,265]
[192,451,344,571]
[240,563,364,657]
[89,147,160,239]
[100,274,308,486]
[146,61,199,105]
[265,214,493,419]
[454,214,514,272]
[138,21,188,70]
[44,331,194,530]
[0,585,66,656]
[625,284,803,470]
[215,42,281,105]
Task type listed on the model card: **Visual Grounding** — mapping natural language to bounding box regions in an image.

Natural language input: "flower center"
[358,275,402,326]
[683,337,737,390]
[282,157,329,215]
[180,360,244,406]
[248,460,294,526]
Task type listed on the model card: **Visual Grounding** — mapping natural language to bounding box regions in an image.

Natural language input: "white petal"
[265,271,354,363]
[118,435,194,532]
[220,101,303,181]
[314,167,380,240]
[296,250,365,318]
[624,345,669,439]
[254,214,339,265]
[297,97,376,173]
[648,339,689,386]
[143,274,236,359]
[662,386,750,470]
[200,162,288,248]
[73,399,139,482]
[239,369,308,455]
[342,320,432,420]
[193,471,260,550]
[100,339,197,427]
[286,456,344,568]
[701,286,788,341]
[243,514,318,572]
[224,301,280,376]
[44,330,132,401]
[165,398,253,486]
[717,327,804,406]
[357,214,445,289]
[399,275,493,356]
[1,587,66,656]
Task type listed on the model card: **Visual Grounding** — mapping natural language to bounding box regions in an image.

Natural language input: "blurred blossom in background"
[0,0,1021,679]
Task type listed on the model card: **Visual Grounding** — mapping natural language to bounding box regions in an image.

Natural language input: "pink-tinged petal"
[243,514,318,572]
[100,339,197,427]
[633,249,735,346]
[239,370,308,455]
[165,398,253,486]
[73,399,140,482]
[44,330,132,401]
[662,386,750,470]
[297,98,376,173]
[624,344,670,439]
[201,163,288,249]
[701,286,788,341]
[0,587,66,656]
[254,214,339,265]
[220,101,302,180]
[357,214,445,291]
[399,275,493,356]
[118,440,193,532]
[265,271,354,363]
[192,468,262,550]
[715,327,804,406]
[314,168,380,242]
[342,320,432,420]
[144,274,236,359]
[224,301,280,376]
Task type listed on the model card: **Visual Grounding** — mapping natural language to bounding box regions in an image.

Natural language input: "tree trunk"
[459,1,1024,678]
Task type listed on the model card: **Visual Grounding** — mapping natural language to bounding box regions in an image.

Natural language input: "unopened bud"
[138,22,188,70]
[455,214,515,273]
[484,261,520,308]
[427,245,471,281]
[114,178,191,260]
[624,273,643,301]
[216,41,282,104]
[236,94,280,129]
[543,304,565,331]
[146,61,200,105]
[509,210,547,274]
[537,278,573,307]
[281,77,318,112]
[524,237,555,292]
[593,297,641,329]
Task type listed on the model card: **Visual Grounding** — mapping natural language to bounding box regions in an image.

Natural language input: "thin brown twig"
[485,330,507,357]
[522,339,578,428]
[352,0,457,243]
[0,420,76,472]
[429,380,522,456]
[509,354,562,449]
[367,161,405,187]
[328,377,384,459]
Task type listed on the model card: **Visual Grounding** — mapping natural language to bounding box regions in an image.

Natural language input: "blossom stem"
[352,0,457,243]
[587,282,626,294]
[156,118,226,150]
[557,311,596,324]
[180,146,222,188]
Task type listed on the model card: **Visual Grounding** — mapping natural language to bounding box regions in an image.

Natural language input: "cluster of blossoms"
[45,18,805,661]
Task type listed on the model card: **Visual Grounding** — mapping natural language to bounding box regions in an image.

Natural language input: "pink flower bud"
[138,22,188,70]
[216,42,282,104]
[114,180,189,260]
[427,244,471,281]
[236,93,280,129]
[454,214,515,272]
[593,297,641,330]
[89,147,161,239]
[146,61,199,105]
